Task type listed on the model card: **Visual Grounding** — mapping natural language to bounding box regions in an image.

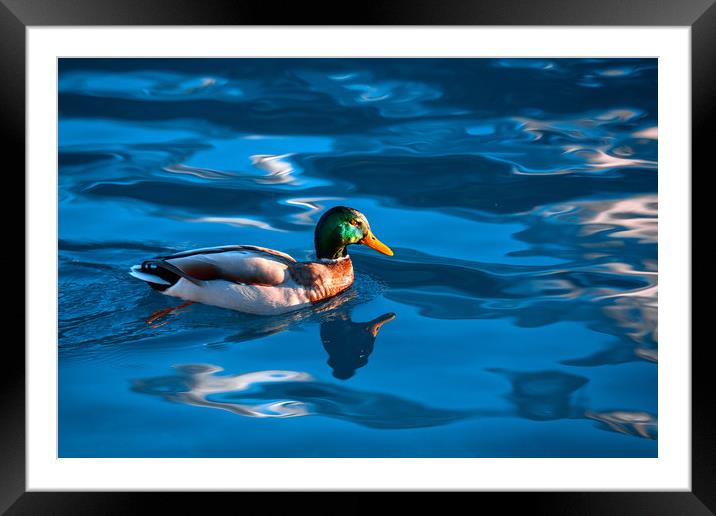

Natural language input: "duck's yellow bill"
[361,231,394,256]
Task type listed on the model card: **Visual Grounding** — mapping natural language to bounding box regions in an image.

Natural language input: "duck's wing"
[133,245,297,288]
[159,245,296,264]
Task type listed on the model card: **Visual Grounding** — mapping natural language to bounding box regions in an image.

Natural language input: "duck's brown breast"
[289,257,354,303]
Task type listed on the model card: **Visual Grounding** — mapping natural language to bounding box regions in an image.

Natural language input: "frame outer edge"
[6,0,711,512]
[1,492,715,515]
[0,0,27,513]
[692,1,716,514]
[1,0,716,25]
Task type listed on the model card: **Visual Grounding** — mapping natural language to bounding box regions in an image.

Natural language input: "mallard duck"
[129,206,393,315]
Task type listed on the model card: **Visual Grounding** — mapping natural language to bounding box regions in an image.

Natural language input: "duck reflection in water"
[320,310,396,379]
[147,287,395,380]
[214,305,397,382]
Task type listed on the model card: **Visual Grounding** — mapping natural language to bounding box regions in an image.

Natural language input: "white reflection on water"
[363,108,657,176]
[133,363,473,428]
[562,147,656,171]
[184,216,286,232]
[585,410,657,439]
[600,269,658,351]
[632,127,658,140]
[250,154,296,184]
[284,197,344,225]
[635,348,658,362]
[155,365,313,418]
[576,195,658,244]
[516,109,642,138]
[511,110,657,174]
[162,163,236,181]
[550,194,658,356]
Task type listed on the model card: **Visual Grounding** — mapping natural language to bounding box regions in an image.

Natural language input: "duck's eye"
[349,219,360,227]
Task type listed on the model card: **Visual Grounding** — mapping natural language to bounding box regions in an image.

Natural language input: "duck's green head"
[314,206,394,260]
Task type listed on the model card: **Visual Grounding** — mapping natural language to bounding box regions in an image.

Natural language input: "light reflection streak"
[250,154,296,184]
[284,197,344,225]
[562,147,656,171]
[632,127,658,139]
[184,216,286,232]
[536,194,658,359]
[148,365,313,418]
[162,163,235,180]
[575,195,658,244]
[585,410,657,439]
[133,364,475,428]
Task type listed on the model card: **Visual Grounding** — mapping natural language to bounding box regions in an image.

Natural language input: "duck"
[129,206,394,315]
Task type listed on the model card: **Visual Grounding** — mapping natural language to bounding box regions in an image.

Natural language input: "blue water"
[58,58,658,457]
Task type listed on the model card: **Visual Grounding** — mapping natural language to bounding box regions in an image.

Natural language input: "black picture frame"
[3,0,709,513]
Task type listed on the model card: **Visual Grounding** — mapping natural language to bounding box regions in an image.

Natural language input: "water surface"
[58,58,657,457]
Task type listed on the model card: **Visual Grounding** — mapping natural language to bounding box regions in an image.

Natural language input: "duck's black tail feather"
[129,259,200,291]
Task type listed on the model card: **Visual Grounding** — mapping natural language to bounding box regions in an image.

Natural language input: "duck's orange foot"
[147,301,194,328]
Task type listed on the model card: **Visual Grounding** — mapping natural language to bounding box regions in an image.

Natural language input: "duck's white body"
[165,277,312,315]
[130,245,354,315]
